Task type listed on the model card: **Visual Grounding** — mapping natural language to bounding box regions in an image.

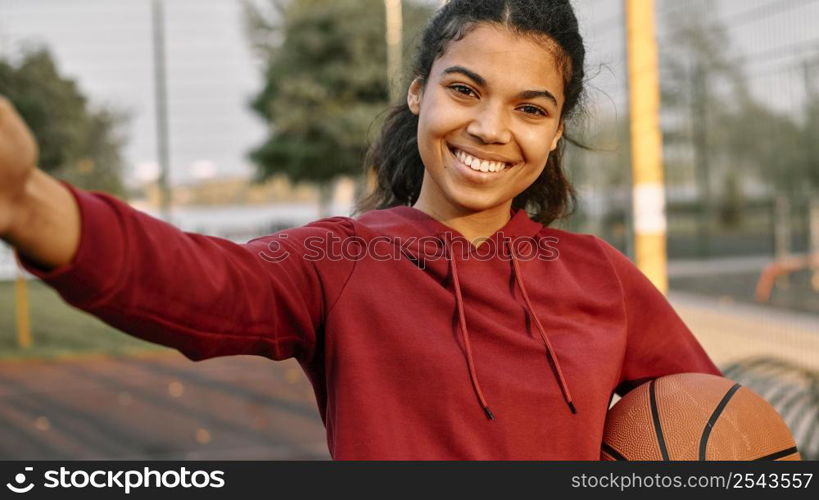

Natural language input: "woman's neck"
[412,200,513,246]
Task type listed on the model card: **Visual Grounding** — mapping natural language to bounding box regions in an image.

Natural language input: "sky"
[0,0,265,185]
[0,0,817,187]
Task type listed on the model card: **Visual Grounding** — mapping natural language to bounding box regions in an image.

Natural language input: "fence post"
[810,196,819,291]
[774,195,792,289]
[15,265,31,349]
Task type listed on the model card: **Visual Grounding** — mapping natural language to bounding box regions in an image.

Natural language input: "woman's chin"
[441,190,510,215]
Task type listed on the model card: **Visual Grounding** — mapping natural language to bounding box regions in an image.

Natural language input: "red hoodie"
[22,185,720,460]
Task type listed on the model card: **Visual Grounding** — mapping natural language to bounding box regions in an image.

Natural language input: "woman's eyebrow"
[518,89,558,107]
[441,65,557,107]
[442,65,486,86]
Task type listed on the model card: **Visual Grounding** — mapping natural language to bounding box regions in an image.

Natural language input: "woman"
[0,0,719,459]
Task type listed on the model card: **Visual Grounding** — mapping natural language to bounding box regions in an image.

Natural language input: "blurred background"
[0,0,817,459]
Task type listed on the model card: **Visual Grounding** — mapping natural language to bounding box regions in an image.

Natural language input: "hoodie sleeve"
[595,238,722,396]
[18,184,356,363]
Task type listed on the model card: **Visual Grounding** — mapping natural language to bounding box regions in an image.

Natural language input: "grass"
[0,280,166,360]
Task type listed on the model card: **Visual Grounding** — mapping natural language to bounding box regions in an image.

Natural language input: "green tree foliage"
[243,0,431,211]
[661,2,817,203]
[801,89,819,190]
[563,117,632,242]
[715,98,804,196]
[0,46,128,196]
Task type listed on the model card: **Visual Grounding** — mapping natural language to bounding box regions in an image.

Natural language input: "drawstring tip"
[568,401,577,414]
[483,407,495,421]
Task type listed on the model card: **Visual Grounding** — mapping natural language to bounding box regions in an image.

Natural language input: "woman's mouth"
[449,147,512,173]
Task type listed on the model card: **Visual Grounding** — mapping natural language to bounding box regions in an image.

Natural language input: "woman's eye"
[449,84,477,97]
[519,105,547,117]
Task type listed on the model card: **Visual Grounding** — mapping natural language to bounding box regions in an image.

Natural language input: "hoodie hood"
[356,206,577,419]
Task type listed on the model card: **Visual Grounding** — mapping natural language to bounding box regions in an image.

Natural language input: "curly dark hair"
[355,0,585,226]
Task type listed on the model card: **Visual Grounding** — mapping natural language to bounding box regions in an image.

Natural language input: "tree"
[801,86,819,191]
[660,1,748,211]
[564,115,632,245]
[243,0,431,215]
[660,2,813,200]
[0,46,128,196]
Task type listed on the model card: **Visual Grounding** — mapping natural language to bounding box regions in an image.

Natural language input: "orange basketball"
[601,373,800,461]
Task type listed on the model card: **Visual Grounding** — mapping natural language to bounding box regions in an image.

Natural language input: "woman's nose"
[466,105,512,145]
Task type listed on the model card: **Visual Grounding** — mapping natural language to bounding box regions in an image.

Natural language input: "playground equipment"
[755,197,819,302]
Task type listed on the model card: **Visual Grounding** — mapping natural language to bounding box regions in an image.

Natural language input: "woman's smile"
[445,144,516,187]
[449,144,518,173]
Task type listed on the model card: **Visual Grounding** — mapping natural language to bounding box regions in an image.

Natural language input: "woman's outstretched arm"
[0,97,81,269]
[0,96,355,363]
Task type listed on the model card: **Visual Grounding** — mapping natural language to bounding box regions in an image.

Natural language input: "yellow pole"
[384,0,403,103]
[369,0,403,195]
[15,265,32,349]
[625,0,668,293]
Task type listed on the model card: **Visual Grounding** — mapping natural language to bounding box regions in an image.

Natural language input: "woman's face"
[409,23,566,218]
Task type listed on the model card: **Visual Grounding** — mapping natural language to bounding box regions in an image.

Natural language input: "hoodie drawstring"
[443,233,577,421]
[508,241,577,415]
[445,233,495,421]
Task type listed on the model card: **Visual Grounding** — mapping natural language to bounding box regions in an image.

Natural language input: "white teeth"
[453,148,507,173]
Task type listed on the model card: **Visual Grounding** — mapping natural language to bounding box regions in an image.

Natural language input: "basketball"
[601,373,800,461]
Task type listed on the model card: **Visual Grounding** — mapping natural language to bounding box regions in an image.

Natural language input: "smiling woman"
[408,25,566,242]
[0,0,721,460]
[359,0,587,243]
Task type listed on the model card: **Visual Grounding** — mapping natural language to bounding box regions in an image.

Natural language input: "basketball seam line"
[753,446,799,461]
[698,383,742,461]
[601,443,628,461]
[649,379,670,461]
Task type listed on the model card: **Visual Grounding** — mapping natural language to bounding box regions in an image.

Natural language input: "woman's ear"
[407,78,423,115]
[550,122,564,151]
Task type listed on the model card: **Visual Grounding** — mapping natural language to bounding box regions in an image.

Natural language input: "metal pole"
[619,0,634,261]
[152,0,172,221]
[625,0,668,293]
[384,0,403,103]
[691,60,712,258]
[809,197,819,291]
[774,196,791,261]
[15,265,31,349]
[774,195,792,289]
[367,0,403,195]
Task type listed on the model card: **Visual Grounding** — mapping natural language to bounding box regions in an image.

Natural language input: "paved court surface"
[0,353,330,460]
[671,291,819,372]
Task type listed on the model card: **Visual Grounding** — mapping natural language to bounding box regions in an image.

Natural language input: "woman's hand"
[0,96,80,269]
[0,96,38,237]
